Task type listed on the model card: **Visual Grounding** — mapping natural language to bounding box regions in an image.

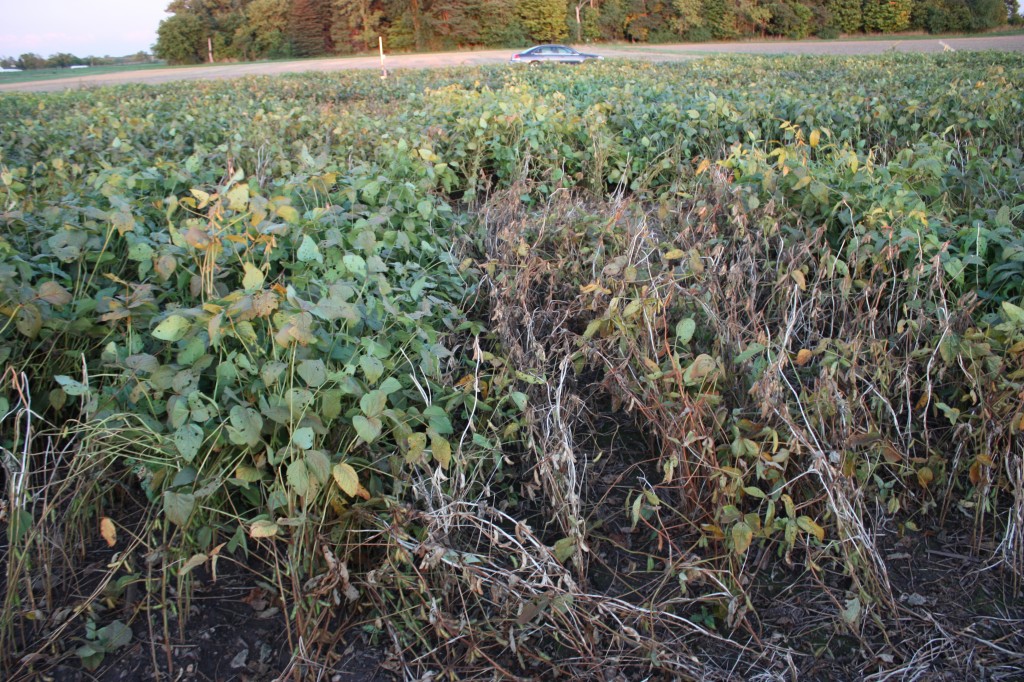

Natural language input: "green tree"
[154,13,206,64]
[827,0,861,32]
[480,0,530,45]
[18,53,47,69]
[47,53,79,68]
[767,1,812,36]
[235,0,290,59]
[863,0,912,30]
[969,0,1008,27]
[332,0,385,52]
[595,0,628,39]
[517,0,569,41]
[702,0,739,37]
[1007,0,1021,21]
[622,0,683,42]
[673,0,705,32]
[290,0,333,56]
[423,0,485,48]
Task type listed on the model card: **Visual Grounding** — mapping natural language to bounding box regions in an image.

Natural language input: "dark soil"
[8,553,393,682]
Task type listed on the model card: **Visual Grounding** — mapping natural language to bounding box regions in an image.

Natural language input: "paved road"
[2,35,1022,93]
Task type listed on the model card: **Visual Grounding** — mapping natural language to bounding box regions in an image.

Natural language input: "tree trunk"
[411,0,424,50]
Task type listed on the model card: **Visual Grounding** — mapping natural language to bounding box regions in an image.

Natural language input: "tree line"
[154,0,1020,64]
[0,53,155,71]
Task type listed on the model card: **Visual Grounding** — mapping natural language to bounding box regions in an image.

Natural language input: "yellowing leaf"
[100,517,117,547]
[917,466,934,488]
[731,521,754,555]
[791,270,806,291]
[406,432,427,464]
[37,281,72,306]
[683,354,717,385]
[180,553,208,575]
[797,516,825,542]
[432,434,452,470]
[226,184,249,211]
[152,315,191,342]
[242,262,264,290]
[696,158,710,175]
[276,205,299,223]
[249,519,279,538]
[332,462,359,497]
[15,304,42,339]
[809,129,821,148]
[663,249,685,261]
[795,349,813,366]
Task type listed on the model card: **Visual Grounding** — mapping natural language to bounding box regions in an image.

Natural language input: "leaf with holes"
[227,406,263,447]
[291,427,315,450]
[173,424,204,462]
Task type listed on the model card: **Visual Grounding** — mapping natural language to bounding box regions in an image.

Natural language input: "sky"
[0,1,170,58]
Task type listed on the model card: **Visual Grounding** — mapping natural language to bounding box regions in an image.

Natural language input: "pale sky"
[0,1,170,58]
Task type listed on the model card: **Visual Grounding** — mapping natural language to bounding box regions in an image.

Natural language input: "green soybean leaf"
[360,389,387,418]
[353,415,382,443]
[55,375,90,397]
[305,449,331,485]
[228,406,263,447]
[287,459,311,497]
[164,491,196,526]
[297,359,327,387]
[292,427,315,450]
[676,318,696,345]
[423,405,452,435]
[343,254,367,278]
[360,355,384,384]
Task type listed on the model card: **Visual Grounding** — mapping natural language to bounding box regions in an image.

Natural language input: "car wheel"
[529,60,540,67]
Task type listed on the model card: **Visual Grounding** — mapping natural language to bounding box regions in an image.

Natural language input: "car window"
[535,47,552,55]
[555,47,573,55]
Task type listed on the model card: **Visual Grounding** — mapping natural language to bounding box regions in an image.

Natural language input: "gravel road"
[2,35,1022,93]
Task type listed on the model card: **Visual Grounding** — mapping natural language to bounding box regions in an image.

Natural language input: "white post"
[379,36,387,79]
[208,37,214,63]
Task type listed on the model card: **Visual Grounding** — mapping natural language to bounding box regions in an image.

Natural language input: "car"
[509,45,603,65]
